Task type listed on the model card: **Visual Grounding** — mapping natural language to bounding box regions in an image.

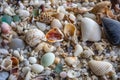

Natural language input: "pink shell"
[1,22,11,34]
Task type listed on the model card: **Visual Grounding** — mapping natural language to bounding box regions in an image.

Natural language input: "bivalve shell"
[51,19,63,29]
[41,52,55,67]
[74,44,83,57]
[88,60,113,76]
[31,64,44,73]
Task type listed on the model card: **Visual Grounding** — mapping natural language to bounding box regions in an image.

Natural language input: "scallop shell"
[25,29,46,47]
[64,23,77,42]
[65,57,78,66]
[51,19,63,29]
[74,44,83,57]
[41,52,55,67]
[88,60,113,76]
[46,27,64,43]
[11,57,19,68]
[31,64,44,73]
[81,17,101,41]
[1,58,12,71]
[102,17,120,45]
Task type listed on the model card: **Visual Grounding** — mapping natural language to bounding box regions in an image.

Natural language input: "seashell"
[65,57,78,66]
[54,57,60,64]
[11,57,19,68]
[46,27,64,43]
[1,22,11,34]
[88,60,113,76]
[31,64,44,73]
[1,58,12,71]
[43,43,56,52]
[4,6,15,16]
[60,71,67,78]
[67,70,80,78]
[22,67,31,75]
[74,44,83,57]
[25,71,31,80]
[0,71,9,80]
[81,17,101,41]
[64,23,77,42]
[8,38,25,50]
[13,50,24,62]
[8,74,17,80]
[53,13,65,20]
[0,48,9,55]
[25,29,46,47]
[28,57,37,64]
[30,0,45,7]
[102,17,120,45]
[10,67,19,76]
[51,19,63,29]
[68,13,76,23]
[83,12,96,20]
[41,52,55,67]
[36,22,47,31]
[57,6,67,14]
[16,9,30,18]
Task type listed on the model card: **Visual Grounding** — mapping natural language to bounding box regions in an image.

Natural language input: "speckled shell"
[51,19,63,28]
[25,29,46,47]
[81,17,101,41]
[102,17,120,46]
[41,52,55,67]
[88,60,113,76]
[31,64,44,73]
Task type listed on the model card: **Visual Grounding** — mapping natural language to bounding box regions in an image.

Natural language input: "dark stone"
[102,17,120,46]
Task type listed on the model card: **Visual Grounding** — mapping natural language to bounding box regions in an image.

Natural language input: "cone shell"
[81,17,101,41]
[88,60,113,76]
[102,17,120,45]
[46,27,64,43]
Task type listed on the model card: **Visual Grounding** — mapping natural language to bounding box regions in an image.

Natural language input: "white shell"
[22,67,31,75]
[88,60,113,76]
[8,74,17,80]
[67,70,80,78]
[83,12,96,20]
[56,13,65,20]
[36,22,47,31]
[82,47,94,58]
[31,64,44,73]
[0,48,9,55]
[25,71,31,80]
[16,9,30,18]
[25,29,46,47]
[28,57,37,64]
[65,57,78,66]
[74,44,83,57]
[69,13,76,23]
[51,19,63,28]
[30,0,45,7]
[4,6,15,16]
[81,17,101,41]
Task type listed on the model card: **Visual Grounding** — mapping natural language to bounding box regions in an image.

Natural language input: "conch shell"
[64,23,77,43]
[46,27,64,43]
[88,60,113,76]
[81,17,101,42]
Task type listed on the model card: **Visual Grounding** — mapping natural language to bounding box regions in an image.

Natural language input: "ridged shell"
[51,19,63,28]
[41,52,55,67]
[74,44,83,57]
[46,27,64,43]
[31,64,44,73]
[102,17,120,45]
[25,29,46,47]
[81,17,101,41]
[88,60,113,76]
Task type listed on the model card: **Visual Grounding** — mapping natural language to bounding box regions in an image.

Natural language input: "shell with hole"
[64,23,77,43]
[74,44,83,57]
[46,27,64,43]
[81,17,101,42]
[25,29,46,47]
[51,19,63,29]
[88,60,113,76]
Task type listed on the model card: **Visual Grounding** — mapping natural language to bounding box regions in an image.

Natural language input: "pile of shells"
[0,0,120,80]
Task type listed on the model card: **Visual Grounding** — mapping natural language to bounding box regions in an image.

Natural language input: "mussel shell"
[102,17,120,45]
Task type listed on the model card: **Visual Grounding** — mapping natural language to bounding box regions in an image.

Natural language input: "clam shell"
[102,17,120,45]
[51,19,63,29]
[46,27,64,43]
[31,64,44,73]
[81,17,101,41]
[74,44,83,57]
[88,60,113,76]
[65,57,77,66]
[25,29,46,47]
[41,52,55,67]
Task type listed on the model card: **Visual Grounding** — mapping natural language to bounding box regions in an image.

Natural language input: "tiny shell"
[43,43,56,52]
[83,12,96,20]
[88,60,113,76]
[28,57,37,64]
[67,70,80,78]
[8,74,17,80]
[81,17,101,41]
[0,71,9,80]
[25,71,31,80]
[74,44,83,57]
[65,57,78,66]
[54,57,60,64]
[31,64,44,73]
[60,71,67,78]
[36,22,47,31]
[11,57,19,68]
[51,19,63,29]
[4,6,15,16]
[1,22,11,34]
[41,52,55,67]
[25,29,46,47]
[16,9,30,18]
[46,27,64,43]
[22,67,31,75]
[68,13,76,23]
[54,13,65,20]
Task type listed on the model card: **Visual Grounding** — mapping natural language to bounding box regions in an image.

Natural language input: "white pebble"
[28,57,37,64]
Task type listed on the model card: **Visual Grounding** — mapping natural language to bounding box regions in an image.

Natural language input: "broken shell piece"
[46,27,64,43]
[64,23,77,42]
[4,6,15,16]
[43,43,56,52]
[67,70,80,78]
[31,64,44,73]
[11,57,19,68]
[83,12,96,20]
[81,17,101,41]
[74,44,83,57]
[68,13,76,23]
[10,67,19,76]
[25,29,46,47]
[1,58,12,71]
[88,60,113,76]
[65,57,78,66]
[51,19,63,29]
